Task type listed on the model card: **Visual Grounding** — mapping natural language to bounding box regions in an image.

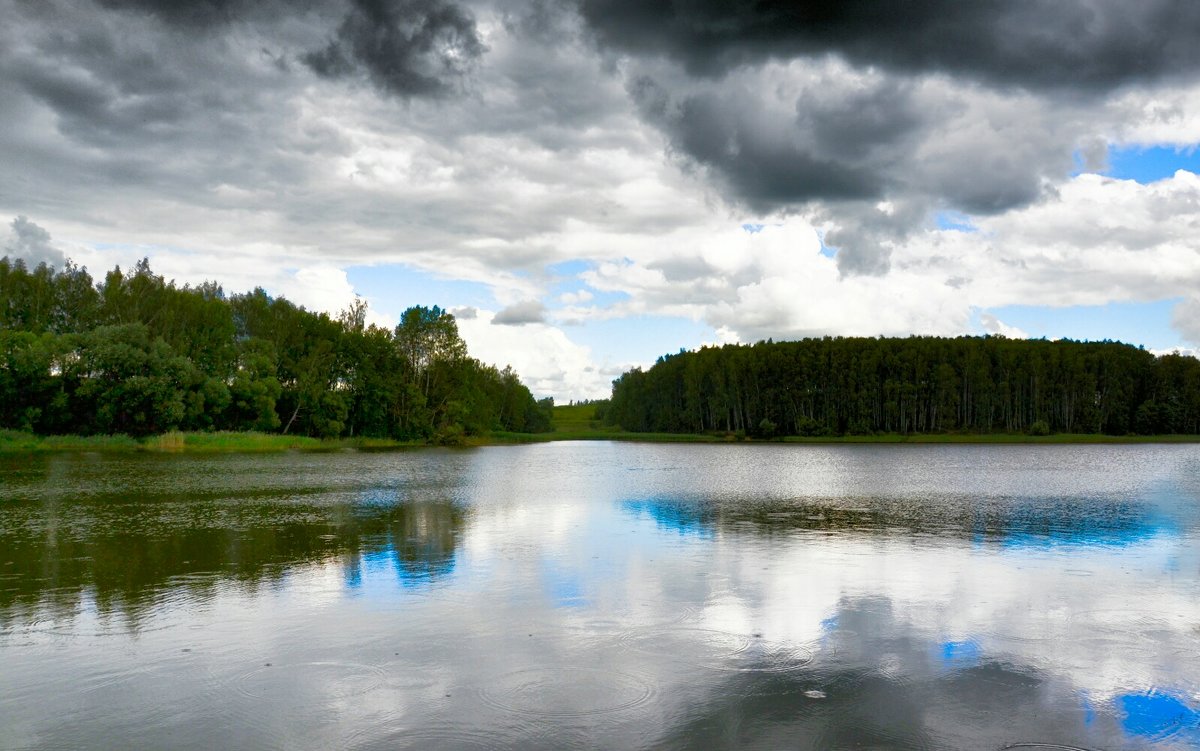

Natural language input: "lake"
[1,442,1199,750]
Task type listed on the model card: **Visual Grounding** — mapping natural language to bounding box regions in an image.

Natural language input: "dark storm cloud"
[96,0,266,27]
[627,69,955,275]
[3,2,293,152]
[86,0,487,100]
[11,55,195,150]
[2,0,1192,338]
[675,91,881,206]
[600,0,1112,274]
[304,0,486,98]
[578,0,1200,91]
[802,84,925,166]
[629,76,889,209]
[0,0,631,281]
[502,0,574,44]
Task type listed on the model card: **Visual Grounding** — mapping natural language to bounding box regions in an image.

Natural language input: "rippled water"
[1,443,1199,750]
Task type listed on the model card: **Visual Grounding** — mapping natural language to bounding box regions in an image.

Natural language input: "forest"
[0,256,552,441]
[606,336,1200,437]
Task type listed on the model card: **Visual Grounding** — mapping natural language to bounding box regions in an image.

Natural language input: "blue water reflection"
[343,545,454,596]
[936,639,982,669]
[984,499,1180,551]
[1120,691,1200,742]
[541,557,589,609]
[621,498,714,538]
[620,491,1184,552]
[3,444,1200,750]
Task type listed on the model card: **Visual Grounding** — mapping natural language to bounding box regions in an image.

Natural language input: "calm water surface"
[1,442,1199,750]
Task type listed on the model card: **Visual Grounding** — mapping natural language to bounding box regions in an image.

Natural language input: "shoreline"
[486,431,1200,445]
[2,428,1199,455]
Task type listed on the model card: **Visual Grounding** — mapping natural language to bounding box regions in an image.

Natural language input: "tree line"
[606,336,1200,437]
[0,256,552,440]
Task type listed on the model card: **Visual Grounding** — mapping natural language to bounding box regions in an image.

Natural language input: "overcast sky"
[4,0,1200,400]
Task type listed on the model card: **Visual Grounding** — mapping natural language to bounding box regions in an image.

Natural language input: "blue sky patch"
[934,211,977,232]
[815,230,838,259]
[978,299,1183,350]
[1106,145,1200,184]
[566,315,718,366]
[574,288,632,307]
[549,276,630,306]
[346,263,497,320]
[547,259,592,276]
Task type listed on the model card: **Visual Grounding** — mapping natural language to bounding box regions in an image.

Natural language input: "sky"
[4,0,1200,400]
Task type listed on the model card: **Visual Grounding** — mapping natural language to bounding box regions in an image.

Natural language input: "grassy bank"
[480,429,719,444]
[0,429,422,454]
[778,432,1200,444]
[3,423,1199,455]
[0,430,143,452]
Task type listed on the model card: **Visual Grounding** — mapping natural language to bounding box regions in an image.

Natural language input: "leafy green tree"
[227,339,282,431]
[394,305,467,398]
[72,324,199,436]
[0,258,556,440]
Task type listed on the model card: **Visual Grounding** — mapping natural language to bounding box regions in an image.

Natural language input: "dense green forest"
[0,256,551,441]
[606,336,1200,437]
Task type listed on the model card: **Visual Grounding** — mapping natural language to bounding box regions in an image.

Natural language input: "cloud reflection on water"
[2,444,1200,749]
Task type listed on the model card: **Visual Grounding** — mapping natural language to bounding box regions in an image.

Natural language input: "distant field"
[550,403,618,434]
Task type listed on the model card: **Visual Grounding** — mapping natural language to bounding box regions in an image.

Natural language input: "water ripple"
[477,667,656,718]
[232,661,387,702]
[620,627,814,672]
[348,724,502,751]
[1003,739,1099,743]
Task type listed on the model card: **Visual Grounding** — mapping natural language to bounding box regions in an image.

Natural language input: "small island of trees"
[0,256,552,444]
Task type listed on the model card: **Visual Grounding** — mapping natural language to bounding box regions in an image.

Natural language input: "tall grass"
[154,431,324,452]
[0,429,419,454]
[0,429,141,453]
[143,430,187,452]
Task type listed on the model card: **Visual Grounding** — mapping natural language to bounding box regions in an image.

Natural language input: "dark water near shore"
[1,443,1199,750]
